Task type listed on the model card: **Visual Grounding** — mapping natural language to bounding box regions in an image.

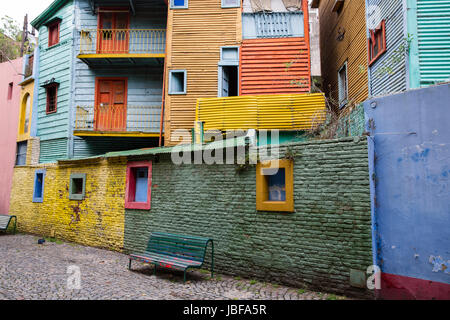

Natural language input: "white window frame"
[222,0,241,8]
[338,61,348,108]
[170,0,188,9]
[169,70,187,95]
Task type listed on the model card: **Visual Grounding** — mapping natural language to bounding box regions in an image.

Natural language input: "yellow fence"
[196,93,327,131]
[79,29,166,55]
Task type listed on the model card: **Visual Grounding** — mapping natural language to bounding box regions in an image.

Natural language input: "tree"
[0,15,31,62]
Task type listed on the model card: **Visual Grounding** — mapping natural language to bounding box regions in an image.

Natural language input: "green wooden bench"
[128,232,214,283]
[0,215,16,234]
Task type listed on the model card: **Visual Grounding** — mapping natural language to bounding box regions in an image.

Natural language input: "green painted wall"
[36,0,74,162]
[124,137,373,297]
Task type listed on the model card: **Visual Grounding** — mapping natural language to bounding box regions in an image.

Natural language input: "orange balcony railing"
[79,29,166,56]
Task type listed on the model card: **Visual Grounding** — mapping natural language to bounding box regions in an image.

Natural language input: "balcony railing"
[75,105,161,134]
[79,29,166,56]
[196,93,327,131]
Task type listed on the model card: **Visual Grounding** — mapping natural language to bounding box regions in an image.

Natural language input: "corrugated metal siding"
[196,93,326,130]
[72,136,158,158]
[164,0,241,145]
[368,0,407,97]
[417,0,450,86]
[318,0,368,106]
[40,138,68,163]
[240,37,311,95]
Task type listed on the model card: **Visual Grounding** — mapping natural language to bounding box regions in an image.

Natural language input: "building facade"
[312,0,450,104]
[0,57,23,213]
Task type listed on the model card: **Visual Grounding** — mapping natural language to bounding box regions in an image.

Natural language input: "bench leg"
[128,259,132,270]
[154,264,157,276]
[184,269,187,284]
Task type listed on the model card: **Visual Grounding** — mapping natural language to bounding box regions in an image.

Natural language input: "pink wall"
[0,57,23,213]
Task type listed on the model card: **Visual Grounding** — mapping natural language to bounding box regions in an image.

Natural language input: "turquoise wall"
[37,0,74,163]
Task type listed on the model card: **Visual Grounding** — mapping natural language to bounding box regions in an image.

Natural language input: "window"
[242,12,304,39]
[219,47,239,97]
[125,161,152,210]
[170,0,188,9]
[338,62,348,108]
[15,141,27,166]
[47,20,61,47]
[20,93,31,135]
[368,20,386,66]
[46,83,58,114]
[169,70,187,95]
[222,0,240,8]
[256,159,294,212]
[33,170,46,203]
[332,0,345,13]
[7,82,13,100]
[69,173,86,200]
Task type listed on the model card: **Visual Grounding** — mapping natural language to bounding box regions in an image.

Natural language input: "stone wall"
[124,137,373,297]
[9,158,126,251]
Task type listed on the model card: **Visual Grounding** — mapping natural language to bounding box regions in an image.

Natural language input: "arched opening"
[20,93,31,135]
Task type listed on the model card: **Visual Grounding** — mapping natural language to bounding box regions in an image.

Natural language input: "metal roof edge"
[31,0,69,29]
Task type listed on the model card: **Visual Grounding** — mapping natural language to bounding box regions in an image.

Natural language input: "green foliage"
[373,34,413,78]
[0,15,21,61]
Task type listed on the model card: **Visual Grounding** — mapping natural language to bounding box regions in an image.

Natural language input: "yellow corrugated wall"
[196,93,327,131]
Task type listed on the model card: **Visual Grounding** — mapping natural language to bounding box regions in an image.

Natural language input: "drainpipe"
[159,4,169,147]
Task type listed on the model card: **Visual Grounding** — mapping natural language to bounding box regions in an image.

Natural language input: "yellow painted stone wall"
[9,157,127,251]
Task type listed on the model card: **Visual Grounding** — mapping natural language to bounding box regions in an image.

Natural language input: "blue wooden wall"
[37,0,75,163]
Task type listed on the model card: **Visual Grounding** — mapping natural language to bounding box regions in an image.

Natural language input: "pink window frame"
[125,160,152,210]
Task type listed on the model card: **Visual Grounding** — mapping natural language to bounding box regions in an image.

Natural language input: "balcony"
[195,93,327,131]
[74,105,161,137]
[78,29,166,66]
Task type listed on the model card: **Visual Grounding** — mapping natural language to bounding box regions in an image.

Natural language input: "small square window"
[46,84,58,114]
[169,70,187,95]
[256,159,294,212]
[7,82,13,100]
[368,20,386,66]
[222,0,240,8]
[125,161,152,210]
[33,170,46,203]
[338,62,348,108]
[69,173,86,200]
[170,0,188,9]
[48,20,61,47]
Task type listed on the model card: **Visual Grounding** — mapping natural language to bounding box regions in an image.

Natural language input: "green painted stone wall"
[336,104,366,138]
[124,137,373,297]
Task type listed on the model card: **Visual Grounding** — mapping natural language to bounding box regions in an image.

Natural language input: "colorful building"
[30,0,167,163]
[311,0,450,104]
[0,57,23,213]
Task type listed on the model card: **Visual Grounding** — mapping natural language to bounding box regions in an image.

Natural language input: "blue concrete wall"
[365,84,450,287]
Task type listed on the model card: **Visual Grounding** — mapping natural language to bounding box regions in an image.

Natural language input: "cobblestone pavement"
[0,234,348,300]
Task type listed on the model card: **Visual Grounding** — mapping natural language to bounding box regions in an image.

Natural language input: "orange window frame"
[256,159,294,212]
[368,20,386,66]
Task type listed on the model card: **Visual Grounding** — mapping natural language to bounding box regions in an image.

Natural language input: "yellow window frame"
[256,159,294,212]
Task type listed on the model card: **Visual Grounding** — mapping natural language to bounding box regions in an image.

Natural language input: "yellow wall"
[164,0,241,146]
[9,158,127,251]
[17,80,34,142]
[317,0,368,108]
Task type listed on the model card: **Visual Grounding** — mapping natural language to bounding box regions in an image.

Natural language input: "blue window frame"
[170,0,188,9]
[134,167,149,203]
[169,70,187,95]
[33,169,46,203]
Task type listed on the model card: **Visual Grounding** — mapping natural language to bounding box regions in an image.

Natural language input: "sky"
[0,0,55,32]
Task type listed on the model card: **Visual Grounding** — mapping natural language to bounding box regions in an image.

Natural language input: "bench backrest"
[146,232,212,262]
[0,215,12,230]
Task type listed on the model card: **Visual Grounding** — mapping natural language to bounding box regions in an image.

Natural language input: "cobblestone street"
[0,234,347,300]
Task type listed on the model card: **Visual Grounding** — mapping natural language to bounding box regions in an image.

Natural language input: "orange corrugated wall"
[240,0,311,95]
